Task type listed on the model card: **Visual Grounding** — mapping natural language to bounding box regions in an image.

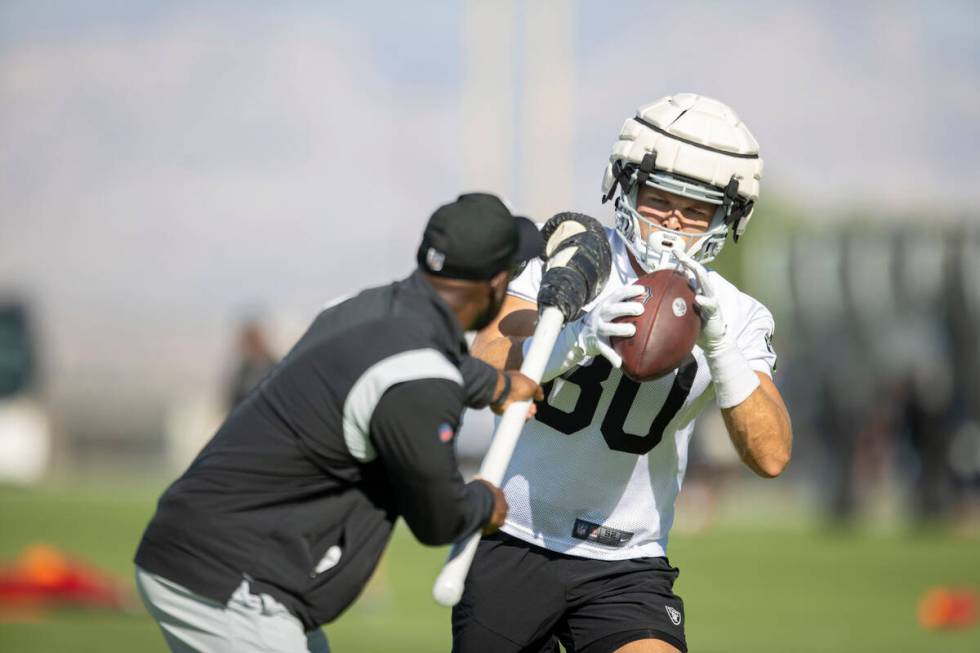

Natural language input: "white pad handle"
[432,307,565,607]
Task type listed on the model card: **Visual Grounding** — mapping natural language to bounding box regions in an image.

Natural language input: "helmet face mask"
[614,178,729,270]
[602,94,763,268]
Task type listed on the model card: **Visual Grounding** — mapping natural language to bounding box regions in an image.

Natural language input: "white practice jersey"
[500,228,776,560]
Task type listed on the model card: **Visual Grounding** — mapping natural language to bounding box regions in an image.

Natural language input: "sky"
[1,0,978,429]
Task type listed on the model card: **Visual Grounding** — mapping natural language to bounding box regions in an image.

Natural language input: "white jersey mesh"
[499,229,776,560]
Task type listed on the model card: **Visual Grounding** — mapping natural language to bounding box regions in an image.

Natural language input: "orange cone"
[918,587,978,630]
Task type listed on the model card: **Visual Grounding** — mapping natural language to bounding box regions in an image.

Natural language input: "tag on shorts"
[572,519,634,547]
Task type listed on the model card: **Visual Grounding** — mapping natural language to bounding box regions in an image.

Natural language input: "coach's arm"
[459,354,543,414]
[369,379,506,545]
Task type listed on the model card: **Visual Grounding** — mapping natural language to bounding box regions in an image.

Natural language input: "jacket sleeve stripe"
[342,348,462,462]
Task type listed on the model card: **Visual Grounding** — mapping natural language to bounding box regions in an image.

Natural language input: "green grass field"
[1,482,978,652]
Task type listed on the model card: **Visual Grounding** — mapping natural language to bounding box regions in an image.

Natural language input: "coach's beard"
[471,283,506,332]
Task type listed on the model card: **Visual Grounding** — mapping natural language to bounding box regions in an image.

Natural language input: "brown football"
[612,269,701,382]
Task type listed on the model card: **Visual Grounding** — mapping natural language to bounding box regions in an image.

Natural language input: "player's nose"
[662,213,682,231]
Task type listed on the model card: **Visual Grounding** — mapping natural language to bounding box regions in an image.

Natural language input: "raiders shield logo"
[665,605,682,626]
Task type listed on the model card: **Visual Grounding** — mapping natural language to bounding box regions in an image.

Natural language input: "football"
[612,269,701,382]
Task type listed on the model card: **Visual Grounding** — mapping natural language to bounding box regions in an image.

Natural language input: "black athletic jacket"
[135,271,500,629]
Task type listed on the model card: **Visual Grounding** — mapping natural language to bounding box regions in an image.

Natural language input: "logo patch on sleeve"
[665,605,682,626]
[571,518,634,547]
[437,423,455,443]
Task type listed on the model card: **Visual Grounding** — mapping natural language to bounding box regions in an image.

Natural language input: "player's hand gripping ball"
[611,269,701,382]
[672,249,727,352]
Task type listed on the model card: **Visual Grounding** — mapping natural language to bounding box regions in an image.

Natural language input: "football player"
[453,94,793,653]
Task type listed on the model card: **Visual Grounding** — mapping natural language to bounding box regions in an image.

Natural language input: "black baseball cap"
[417,193,544,280]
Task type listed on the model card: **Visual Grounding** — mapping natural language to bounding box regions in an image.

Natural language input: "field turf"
[1,482,977,652]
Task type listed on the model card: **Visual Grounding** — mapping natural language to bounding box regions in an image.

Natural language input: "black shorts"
[452,532,686,653]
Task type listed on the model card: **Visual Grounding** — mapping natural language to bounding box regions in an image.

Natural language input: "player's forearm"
[721,377,792,478]
[472,335,526,371]
[475,330,583,382]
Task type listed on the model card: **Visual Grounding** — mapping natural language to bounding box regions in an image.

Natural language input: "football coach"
[134,193,545,653]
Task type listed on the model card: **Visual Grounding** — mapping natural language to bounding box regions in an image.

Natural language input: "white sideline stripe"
[343,348,462,462]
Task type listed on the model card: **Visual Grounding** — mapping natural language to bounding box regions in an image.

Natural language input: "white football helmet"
[601,93,764,268]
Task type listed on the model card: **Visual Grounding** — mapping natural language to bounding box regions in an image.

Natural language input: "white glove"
[525,285,646,381]
[674,250,760,408]
[578,284,647,366]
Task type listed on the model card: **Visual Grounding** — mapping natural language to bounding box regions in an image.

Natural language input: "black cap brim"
[512,217,544,264]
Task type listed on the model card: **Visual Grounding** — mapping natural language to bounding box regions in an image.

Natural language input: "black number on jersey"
[533,360,610,435]
[534,356,699,455]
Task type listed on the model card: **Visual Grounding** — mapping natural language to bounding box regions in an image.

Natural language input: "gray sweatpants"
[135,566,330,653]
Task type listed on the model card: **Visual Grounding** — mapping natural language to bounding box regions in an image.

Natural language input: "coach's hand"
[490,371,544,417]
[475,479,509,534]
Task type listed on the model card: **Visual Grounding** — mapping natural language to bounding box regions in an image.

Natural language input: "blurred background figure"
[225,317,277,410]
[0,299,51,484]
[764,227,980,527]
[163,316,280,472]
